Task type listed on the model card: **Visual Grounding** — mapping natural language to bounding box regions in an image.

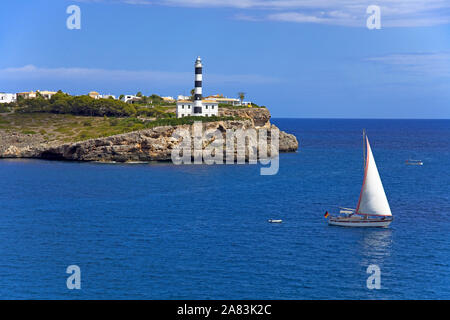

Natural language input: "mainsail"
[356,136,392,216]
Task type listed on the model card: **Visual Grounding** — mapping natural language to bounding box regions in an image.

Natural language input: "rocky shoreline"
[0,108,298,162]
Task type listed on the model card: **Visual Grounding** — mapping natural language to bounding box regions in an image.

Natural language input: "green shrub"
[109,118,119,126]
[15,92,138,117]
[0,103,12,113]
[21,130,37,135]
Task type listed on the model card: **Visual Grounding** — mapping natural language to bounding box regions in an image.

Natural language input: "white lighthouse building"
[176,57,218,118]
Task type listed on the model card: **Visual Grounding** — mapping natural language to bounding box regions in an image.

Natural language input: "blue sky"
[1,0,450,118]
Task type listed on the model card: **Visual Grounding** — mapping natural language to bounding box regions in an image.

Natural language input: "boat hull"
[328,217,392,228]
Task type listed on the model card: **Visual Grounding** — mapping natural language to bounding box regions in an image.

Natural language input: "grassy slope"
[0,113,240,144]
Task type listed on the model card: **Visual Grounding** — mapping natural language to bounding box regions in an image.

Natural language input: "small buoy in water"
[268,219,282,223]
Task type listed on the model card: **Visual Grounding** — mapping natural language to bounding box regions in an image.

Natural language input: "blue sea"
[0,119,449,299]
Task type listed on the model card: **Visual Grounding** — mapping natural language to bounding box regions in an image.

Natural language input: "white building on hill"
[162,96,175,103]
[121,95,142,104]
[176,99,218,118]
[100,94,116,99]
[177,95,191,101]
[0,93,17,103]
[210,95,241,106]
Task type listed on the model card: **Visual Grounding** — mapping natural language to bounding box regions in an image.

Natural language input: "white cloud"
[0,65,279,85]
[0,65,188,82]
[365,52,450,77]
[266,11,353,25]
[77,0,450,27]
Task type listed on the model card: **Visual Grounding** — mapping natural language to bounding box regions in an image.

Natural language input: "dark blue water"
[0,119,449,299]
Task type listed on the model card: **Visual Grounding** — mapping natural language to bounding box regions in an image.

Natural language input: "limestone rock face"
[219,107,271,128]
[0,109,298,162]
[276,125,299,152]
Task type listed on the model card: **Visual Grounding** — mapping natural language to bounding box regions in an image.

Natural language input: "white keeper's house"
[0,93,16,103]
[176,57,219,118]
[176,99,218,118]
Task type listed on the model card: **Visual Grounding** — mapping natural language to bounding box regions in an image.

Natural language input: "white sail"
[356,137,392,216]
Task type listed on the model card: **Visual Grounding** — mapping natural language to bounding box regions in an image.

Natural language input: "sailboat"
[327,131,393,227]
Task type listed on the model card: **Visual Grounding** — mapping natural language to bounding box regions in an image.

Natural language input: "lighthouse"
[193,56,203,114]
[175,57,219,118]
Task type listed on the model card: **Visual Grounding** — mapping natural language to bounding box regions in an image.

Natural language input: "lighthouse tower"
[193,56,203,115]
[175,57,218,118]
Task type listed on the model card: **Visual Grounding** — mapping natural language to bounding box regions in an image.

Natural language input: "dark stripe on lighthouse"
[195,81,202,87]
[195,67,202,74]
[194,94,202,100]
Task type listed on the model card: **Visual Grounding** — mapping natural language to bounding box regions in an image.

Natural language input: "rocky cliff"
[0,108,298,162]
[219,107,271,128]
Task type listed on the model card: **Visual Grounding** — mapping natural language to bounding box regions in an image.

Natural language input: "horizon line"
[271,117,450,120]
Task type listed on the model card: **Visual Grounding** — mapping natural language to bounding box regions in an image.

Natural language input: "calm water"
[0,119,449,299]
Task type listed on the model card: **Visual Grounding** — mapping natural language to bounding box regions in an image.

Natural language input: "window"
[211,105,214,109]
[194,106,202,114]
[205,105,208,109]
[182,105,184,109]
[188,105,191,109]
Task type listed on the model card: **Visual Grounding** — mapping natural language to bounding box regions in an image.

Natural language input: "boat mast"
[362,129,366,169]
